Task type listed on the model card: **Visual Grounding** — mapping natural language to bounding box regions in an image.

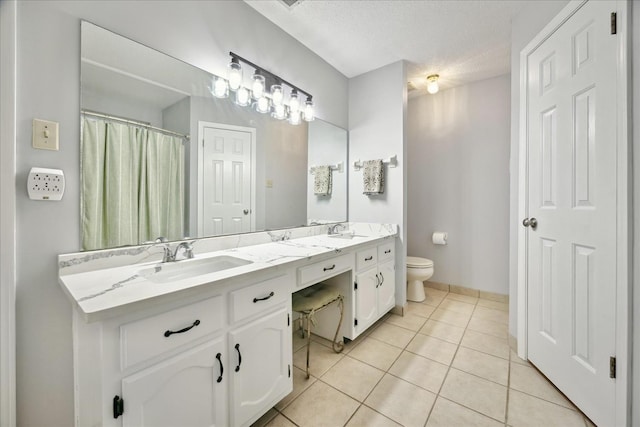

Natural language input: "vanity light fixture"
[212,76,229,98]
[256,96,270,114]
[235,86,251,106]
[251,72,266,99]
[289,89,300,114]
[426,74,440,94]
[303,96,315,122]
[226,51,315,125]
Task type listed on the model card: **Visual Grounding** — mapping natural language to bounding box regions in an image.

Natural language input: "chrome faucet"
[155,237,194,262]
[154,237,174,263]
[327,223,347,235]
[173,241,194,261]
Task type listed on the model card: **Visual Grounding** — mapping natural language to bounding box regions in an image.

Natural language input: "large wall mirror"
[80,22,348,251]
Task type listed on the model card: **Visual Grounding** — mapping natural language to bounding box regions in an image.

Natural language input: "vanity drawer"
[120,295,224,370]
[356,247,378,272]
[297,253,353,287]
[377,241,395,263]
[230,274,291,323]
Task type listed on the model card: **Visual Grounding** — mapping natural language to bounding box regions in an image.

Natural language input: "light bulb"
[272,104,287,120]
[289,90,300,113]
[228,60,242,91]
[426,74,439,94]
[303,98,314,122]
[252,73,265,99]
[271,84,284,106]
[256,96,270,113]
[236,86,250,106]
[288,110,301,125]
[212,77,229,98]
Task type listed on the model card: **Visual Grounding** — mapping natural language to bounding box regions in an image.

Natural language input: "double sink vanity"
[59,222,398,426]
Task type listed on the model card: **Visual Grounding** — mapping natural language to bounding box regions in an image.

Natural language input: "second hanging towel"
[362,159,384,195]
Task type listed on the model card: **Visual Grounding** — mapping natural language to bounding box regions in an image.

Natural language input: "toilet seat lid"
[406,256,433,268]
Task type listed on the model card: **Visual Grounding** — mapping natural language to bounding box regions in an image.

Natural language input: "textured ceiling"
[244,0,528,96]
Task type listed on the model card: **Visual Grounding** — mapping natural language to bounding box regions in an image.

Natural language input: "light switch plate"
[32,118,59,150]
[27,167,65,201]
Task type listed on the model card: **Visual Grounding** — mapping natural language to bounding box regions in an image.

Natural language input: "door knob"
[522,218,538,229]
[243,209,249,215]
[522,218,530,227]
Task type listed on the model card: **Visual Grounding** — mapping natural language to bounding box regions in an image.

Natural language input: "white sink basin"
[327,232,367,240]
[138,256,253,283]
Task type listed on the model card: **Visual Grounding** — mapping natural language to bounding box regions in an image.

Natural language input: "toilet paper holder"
[432,232,448,245]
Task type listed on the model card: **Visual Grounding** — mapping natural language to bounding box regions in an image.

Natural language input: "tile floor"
[253,287,594,427]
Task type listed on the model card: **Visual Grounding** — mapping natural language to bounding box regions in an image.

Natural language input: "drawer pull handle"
[375,273,380,288]
[365,256,373,261]
[164,319,200,338]
[323,264,336,271]
[235,343,242,372]
[216,353,224,383]
[379,272,385,285]
[384,249,391,254]
[253,291,275,303]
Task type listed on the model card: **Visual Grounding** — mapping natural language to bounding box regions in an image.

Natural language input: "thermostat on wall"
[27,167,65,201]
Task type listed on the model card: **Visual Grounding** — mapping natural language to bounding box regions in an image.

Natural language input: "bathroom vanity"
[59,223,398,426]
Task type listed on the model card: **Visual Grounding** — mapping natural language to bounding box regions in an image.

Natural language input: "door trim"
[197,121,257,236]
[516,1,630,424]
[0,1,17,426]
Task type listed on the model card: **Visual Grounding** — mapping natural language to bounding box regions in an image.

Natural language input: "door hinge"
[287,313,290,326]
[113,395,124,419]
[610,356,616,379]
[354,282,358,290]
[288,364,291,378]
[354,318,358,327]
[611,12,617,34]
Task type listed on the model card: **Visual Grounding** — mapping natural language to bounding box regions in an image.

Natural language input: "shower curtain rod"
[81,110,190,140]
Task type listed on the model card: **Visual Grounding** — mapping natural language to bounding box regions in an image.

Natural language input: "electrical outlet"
[32,119,59,151]
[27,167,65,201]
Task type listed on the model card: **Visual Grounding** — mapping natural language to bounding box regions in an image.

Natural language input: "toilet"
[406,256,434,302]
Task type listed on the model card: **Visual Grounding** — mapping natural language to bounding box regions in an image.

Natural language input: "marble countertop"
[59,223,397,322]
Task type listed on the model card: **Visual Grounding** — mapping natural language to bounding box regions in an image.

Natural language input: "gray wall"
[349,61,408,305]
[407,74,511,295]
[13,1,347,425]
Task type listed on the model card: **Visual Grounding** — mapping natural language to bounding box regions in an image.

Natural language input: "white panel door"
[525,2,617,425]
[228,306,291,427]
[202,126,252,236]
[377,260,395,314]
[355,269,378,333]
[122,337,227,427]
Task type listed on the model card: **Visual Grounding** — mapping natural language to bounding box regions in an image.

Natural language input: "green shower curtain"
[81,117,185,251]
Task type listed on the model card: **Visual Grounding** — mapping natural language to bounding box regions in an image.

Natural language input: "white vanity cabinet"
[73,273,293,427]
[354,241,396,336]
[121,336,227,427]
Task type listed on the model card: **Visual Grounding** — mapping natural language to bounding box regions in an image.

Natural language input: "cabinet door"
[377,260,396,314]
[122,337,227,427]
[355,269,379,333]
[229,306,292,427]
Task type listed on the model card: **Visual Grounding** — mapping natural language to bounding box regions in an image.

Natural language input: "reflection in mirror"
[80,22,347,251]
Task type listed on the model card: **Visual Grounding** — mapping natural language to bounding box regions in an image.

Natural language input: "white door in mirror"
[27,167,65,201]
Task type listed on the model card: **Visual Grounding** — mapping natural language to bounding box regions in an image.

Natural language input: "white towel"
[313,166,332,196]
[362,159,384,194]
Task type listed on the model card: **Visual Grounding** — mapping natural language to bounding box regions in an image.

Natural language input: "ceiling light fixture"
[426,74,440,94]
[225,51,315,124]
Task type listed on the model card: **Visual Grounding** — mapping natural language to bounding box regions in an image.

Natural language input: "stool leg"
[332,296,345,354]
[305,313,312,379]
